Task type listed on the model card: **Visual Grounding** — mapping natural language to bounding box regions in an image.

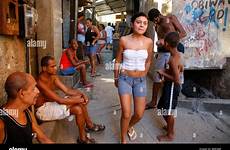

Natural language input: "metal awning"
[95,0,126,16]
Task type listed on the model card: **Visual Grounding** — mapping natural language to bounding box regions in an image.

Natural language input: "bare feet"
[121,140,127,144]
[157,134,174,142]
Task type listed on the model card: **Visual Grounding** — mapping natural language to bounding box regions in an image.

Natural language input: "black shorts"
[157,81,181,110]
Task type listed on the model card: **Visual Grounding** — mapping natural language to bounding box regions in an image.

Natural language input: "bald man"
[0,72,53,144]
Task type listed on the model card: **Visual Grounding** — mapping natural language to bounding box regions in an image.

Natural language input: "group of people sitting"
[0,55,106,144]
[0,19,111,143]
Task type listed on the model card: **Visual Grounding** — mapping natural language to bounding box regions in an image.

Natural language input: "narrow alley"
[1,0,230,146]
[39,49,230,144]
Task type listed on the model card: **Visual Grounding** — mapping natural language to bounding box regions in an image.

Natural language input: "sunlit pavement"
[40,49,230,144]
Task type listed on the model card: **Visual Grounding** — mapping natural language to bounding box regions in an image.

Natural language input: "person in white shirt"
[105,23,114,50]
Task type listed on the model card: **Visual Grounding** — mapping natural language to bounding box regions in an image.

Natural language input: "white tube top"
[122,49,148,71]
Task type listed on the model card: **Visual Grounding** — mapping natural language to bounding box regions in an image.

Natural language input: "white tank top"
[122,49,148,71]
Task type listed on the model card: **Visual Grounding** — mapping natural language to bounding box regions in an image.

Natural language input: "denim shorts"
[86,45,97,55]
[60,67,76,75]
[118,74,147,97]
[153,52,170,82]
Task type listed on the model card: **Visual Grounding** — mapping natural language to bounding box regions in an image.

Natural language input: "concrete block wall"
[0,36,26,105]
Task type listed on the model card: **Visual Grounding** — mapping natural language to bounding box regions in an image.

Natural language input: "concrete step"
[37,118,78,143]
[59,72,80,88]
[178,96,230,115]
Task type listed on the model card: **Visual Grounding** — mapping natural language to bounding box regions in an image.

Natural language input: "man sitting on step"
[35,56,105,144]
[60,39,93,88]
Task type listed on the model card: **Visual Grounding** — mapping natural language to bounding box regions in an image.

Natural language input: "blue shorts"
[86,45,97,55]
[153,52,170,82]
[118,74,147,98]
[106,37,112,44]
[60,67,76,75]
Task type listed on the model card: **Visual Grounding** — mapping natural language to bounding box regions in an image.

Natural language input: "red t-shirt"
[60,48,73,70]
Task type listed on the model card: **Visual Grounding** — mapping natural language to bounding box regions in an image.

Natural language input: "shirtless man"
[145,8,186,110]
[0,72,53,144]
[157,32,183,141]
[35,56,105,144]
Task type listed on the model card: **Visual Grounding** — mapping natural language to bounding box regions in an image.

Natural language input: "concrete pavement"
[79,49,230,143]
[39,49,230,144]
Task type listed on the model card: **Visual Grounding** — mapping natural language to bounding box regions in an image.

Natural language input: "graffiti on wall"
[183,0,228,31]
[177,0,229,68]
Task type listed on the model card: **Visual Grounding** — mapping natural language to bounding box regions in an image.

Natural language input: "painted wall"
[0,36,26,105]
[173,0,230,69]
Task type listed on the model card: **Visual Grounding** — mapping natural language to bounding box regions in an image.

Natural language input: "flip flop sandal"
[90,74,96,77]
[83,83,94,88]
[85,123,106,133]
[90,72,101,77]
[90,74,101,77]
[127,127,137,141]
[77,137,96,144]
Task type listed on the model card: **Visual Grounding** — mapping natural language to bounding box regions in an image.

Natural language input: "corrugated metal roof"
[95,0,126,16]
